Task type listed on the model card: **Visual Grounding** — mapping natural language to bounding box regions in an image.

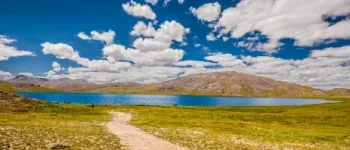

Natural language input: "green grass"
[112,97,350,149]
[0,81,58,94]
[1,81,349,150]
[0,100,123,149]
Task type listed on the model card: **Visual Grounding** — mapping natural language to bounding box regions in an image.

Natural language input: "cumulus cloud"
[122,0,156,20]
[52,62,63,72]
[310,46,350,58]
[110,20,189,66]
[190,2,221,22]
[173,60,217,68]
[61,66,184,84]
[0,71,13,80]
[204,46,350,89]
[205,53,245,68]
[77,30,115,45]
[103,44,184,66]
[19,72,34,77]
[44,19,190,73]
[130,21,157,37]
[0,35,35,61]
[194,43,201,47]
[40,45,350,89]
[41,42,132,73]
[222,37,229,42]
[131,20,190,43]
[145,0,158,5]
[41,42,89,65]
[215,0,350,53]
[132,38,171,52]
[77,32,91,40]
[206,33,217,41]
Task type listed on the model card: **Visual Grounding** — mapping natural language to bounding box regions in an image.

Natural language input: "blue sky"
[0,0,350,89]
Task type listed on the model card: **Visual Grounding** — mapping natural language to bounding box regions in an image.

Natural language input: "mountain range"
[8,75,94,91]
[6,72,350,97]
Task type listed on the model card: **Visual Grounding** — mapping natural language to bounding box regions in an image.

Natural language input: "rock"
[159,86,176,91]
[47,142,70,149]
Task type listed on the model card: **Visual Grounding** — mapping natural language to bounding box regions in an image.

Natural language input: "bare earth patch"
[106,112,187,150]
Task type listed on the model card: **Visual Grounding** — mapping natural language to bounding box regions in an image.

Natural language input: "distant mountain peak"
[8,75,49,85]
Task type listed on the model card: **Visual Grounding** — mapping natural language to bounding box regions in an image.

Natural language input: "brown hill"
[8,75,49,85]
[7,75,95,92]
[43,78,95,91]
[7,71,349,97]
[153,71,327,97]
[327,88,350,96]
[80,71,328,97]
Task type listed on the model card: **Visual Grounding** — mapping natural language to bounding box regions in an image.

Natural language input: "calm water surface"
[17,92,336,106]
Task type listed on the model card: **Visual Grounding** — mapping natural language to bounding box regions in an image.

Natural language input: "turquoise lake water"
[17,92,336,106]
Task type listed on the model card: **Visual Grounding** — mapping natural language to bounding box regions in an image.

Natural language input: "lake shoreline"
[16,92,339,107]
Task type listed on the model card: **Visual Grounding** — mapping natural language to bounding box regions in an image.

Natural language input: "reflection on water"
[17,92,337,106]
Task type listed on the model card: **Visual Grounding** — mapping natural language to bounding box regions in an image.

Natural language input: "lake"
[17,92,337,106]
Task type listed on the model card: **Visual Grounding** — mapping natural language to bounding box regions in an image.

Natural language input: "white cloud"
[203,46,350,89]
[205,53,245,68]
[64,66,184,84]
[19,72,34,77]
[44,21,185,69]
[114,20,189,66]
[206,33,217,41]
[132,38,171,52]
[77,32,91,40]
[155,21,190,42]
[130,21,156,37]
[162,0,185,5]
[0,35,35,61]
[41,42,132,73]
[52,62,63,72]
[173,60,217,68]
[77,30,115,45]
[41,42,89,66]
[41,45,350,89]
[0,71,12,80]
[130,21,190,44]
[122,0,156,20]
[190,2,221,22]
[222,37,229,42]
[86,59,132,72]
[310,46,350,58]
[194,43,201,47]
[215,0,350,53]
[103,44,184,66]
[145,0,158,5]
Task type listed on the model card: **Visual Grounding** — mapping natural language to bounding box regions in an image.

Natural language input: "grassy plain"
[1,98,349,149]
[116,97,350,150]
[0,80,349,149]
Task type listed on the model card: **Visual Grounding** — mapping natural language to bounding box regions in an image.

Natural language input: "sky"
[0,0,350,90]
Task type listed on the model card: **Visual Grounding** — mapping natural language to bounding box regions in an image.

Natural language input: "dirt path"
[106,112,187,150]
